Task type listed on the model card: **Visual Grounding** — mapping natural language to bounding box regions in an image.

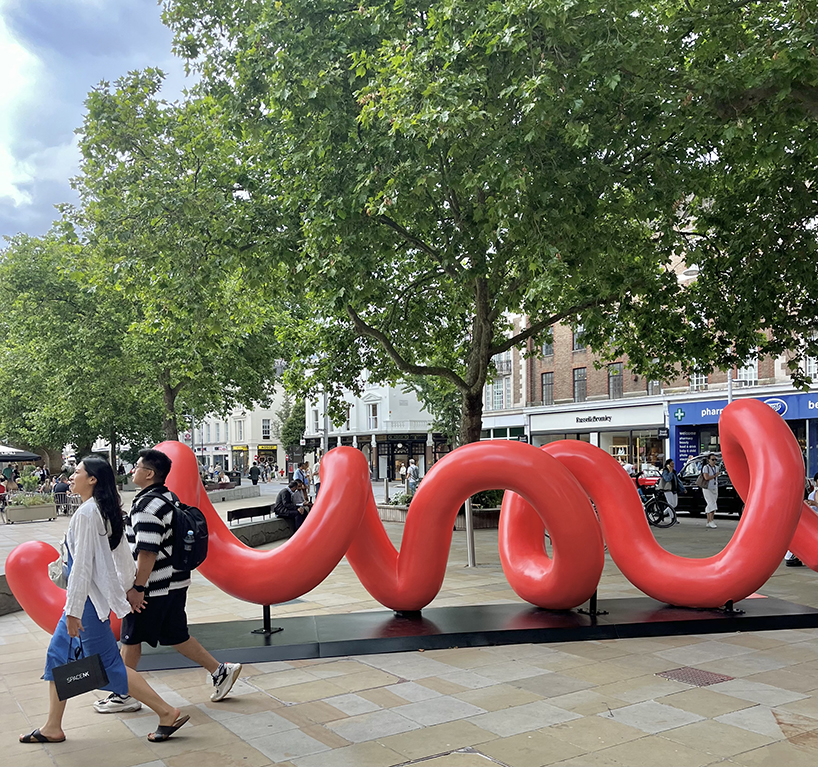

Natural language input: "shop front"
[212,445,230,470]
[529,402,667,470]
[231,445,249,474]
[256,444,280,470]
[375,433,428,480]
[669,391,818,475]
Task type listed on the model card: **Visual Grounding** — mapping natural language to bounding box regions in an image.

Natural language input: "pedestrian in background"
[701,454,720,529]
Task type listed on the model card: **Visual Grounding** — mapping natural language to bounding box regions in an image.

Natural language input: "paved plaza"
[0,495,815,767]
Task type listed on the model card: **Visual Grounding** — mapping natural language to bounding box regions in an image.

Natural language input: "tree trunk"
[162,385,179,441]
[160,371,180,441]
[109,427,118,468]
[38,447,64,475]
[75,442,94,460]
[459,389,485,445]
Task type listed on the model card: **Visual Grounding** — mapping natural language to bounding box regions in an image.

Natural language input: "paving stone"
[324,708,421,743]
[468,700,582,737]
[598,700,705,734]
[394,696,487,726]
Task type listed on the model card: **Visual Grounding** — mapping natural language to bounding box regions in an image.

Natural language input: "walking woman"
[21,456,188,745]
[660,459,685,520]
[701,453,720,529]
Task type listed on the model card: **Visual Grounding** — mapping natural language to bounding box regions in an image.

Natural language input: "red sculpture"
[7,399,815,636]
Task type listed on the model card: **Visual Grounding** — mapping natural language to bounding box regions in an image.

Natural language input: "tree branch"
[489,294,621,356]
[346,304,469,391]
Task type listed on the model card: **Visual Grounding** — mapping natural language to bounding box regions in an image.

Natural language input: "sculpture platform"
[138,595,818,671]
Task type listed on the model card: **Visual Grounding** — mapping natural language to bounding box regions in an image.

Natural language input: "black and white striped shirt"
[126,484,191,597]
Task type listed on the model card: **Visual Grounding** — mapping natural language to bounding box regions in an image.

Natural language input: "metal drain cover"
[657,667,734,687]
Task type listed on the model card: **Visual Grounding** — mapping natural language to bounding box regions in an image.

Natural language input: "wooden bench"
[227,505,273,525]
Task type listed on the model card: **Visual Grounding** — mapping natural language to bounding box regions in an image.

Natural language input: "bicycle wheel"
[649,498,677,528]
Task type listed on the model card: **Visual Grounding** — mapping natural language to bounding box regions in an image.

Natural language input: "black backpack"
[144,490,208,571]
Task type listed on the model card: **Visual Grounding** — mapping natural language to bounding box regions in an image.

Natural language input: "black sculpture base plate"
[137,595,818,671]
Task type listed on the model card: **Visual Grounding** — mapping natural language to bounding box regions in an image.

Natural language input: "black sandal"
[20,729,66,744]
[147,714,190,742]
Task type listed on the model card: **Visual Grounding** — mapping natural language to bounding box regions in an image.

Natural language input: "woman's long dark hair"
[79,456,124,550]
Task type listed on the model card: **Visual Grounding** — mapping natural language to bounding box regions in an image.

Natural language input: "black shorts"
[120,588,190,647]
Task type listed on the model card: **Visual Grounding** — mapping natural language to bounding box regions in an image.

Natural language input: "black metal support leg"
[577,590,608,617]
[251,605,284,635]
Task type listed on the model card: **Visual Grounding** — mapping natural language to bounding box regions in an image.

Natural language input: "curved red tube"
[7,399,815,632]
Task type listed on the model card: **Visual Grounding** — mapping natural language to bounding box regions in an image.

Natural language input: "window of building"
[262,418,271,439]
[236,421,244,442]
[807,355,818,381]
[541,372,554,406]
[492,350,512,376]
[608,362,623,399]
[541,330,554,357]
[493,380,504,410]
[572,325,586,352]
[736,355,758,387]
[647,380,662,396]
[215,422,220,443]
[312,409,320,433]
[367,403,378,430]
[573,367,587,402]
[205,423,211,442]
[689,371,708,391]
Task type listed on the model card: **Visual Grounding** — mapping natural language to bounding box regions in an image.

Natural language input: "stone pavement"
[1,509,815,767]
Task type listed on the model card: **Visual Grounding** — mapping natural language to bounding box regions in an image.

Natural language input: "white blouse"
[64,499,135,622]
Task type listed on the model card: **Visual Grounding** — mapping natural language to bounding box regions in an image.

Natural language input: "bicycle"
[642,488,677,528]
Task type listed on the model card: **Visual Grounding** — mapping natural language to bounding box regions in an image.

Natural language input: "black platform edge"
[137,596,818,672]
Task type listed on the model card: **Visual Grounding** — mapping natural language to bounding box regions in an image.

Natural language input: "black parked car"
[675,453,745,517]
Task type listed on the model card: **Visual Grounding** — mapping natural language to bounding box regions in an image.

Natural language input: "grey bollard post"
[465,497,476,567]
[384,477,390,504]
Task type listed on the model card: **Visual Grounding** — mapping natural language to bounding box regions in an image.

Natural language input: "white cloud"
[0,8,42,206]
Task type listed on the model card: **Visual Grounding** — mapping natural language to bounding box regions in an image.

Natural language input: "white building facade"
[302,380,444,480]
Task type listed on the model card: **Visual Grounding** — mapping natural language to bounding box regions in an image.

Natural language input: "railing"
[383,420,433,432]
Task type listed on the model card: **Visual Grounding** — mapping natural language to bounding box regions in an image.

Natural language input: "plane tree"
[161,0,817,443]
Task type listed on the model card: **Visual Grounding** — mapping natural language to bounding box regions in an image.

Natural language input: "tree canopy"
[72,70,286,440]
[160,0,817,443]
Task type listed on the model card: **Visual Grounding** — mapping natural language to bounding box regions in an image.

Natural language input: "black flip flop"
[147,714,190,742]
[20,729,66,744]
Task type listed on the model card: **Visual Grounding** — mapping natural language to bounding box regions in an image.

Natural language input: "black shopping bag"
[52,636,109,701]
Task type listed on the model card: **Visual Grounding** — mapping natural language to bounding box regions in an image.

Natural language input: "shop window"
[573,367,587,402]
[608,362,623,399]
[541,372,554,406]
[262,419,271,439]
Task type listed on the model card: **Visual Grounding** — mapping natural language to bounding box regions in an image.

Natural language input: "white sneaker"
[94,692,142,713]
[211,662,242,701]
[708,521,718,528]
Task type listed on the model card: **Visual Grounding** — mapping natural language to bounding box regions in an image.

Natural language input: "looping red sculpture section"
[7,399,816,636]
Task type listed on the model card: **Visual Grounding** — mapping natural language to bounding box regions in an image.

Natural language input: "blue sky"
[0,0,189,240]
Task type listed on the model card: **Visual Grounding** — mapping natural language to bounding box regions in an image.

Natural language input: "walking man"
[95,449,241,713]
[248,461,261,486]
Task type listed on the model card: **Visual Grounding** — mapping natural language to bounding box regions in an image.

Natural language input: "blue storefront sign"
[670,392,818,474]
[671,393,818,426]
